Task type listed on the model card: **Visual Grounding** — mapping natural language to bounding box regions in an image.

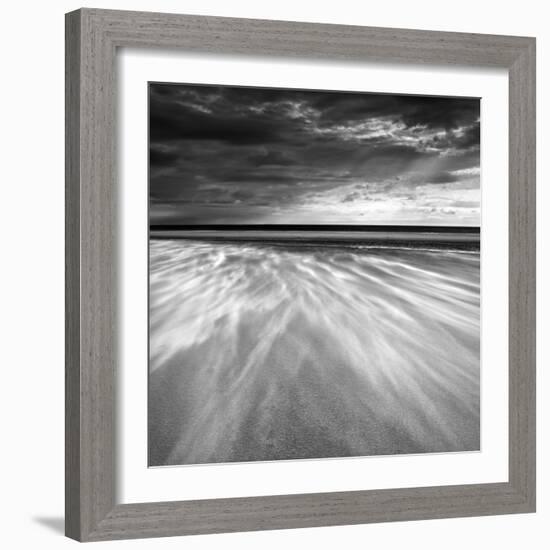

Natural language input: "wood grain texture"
[66,8,116,540]
[65,11,81,541]
[507,39,536,508]
[65,8,536,542]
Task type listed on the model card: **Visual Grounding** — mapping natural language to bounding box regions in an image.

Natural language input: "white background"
[119,51,509,503]
[0,0,547,548]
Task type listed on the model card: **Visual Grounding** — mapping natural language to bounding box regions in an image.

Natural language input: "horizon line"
[150,224,480,233]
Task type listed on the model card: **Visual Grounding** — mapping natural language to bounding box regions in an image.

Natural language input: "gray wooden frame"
[65,8,536,542]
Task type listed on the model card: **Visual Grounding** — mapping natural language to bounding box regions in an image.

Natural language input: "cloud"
[149,83,480,225]
[150,147,179,167]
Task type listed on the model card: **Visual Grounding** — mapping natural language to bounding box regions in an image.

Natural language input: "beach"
[149,237,480,466]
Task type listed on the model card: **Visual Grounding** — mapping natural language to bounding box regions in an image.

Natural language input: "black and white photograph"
[1,0,542,546]
[148,82,481,467]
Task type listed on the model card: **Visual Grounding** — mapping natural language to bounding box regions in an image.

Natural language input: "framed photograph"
[65,8,536,542]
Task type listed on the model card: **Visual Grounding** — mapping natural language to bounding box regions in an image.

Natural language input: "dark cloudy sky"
[149,83,480,226]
